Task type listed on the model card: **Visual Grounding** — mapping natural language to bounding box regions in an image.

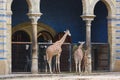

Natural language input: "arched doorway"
[11,0,30,72]
[92,1,109,71]
[12,31,30,42]
[12,31,31,72]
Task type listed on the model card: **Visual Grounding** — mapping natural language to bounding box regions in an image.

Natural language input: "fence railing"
[12,42,109,72]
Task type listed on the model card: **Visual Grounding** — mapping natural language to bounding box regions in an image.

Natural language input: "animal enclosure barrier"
[12,42,110,73]
[12,42,73,73]
[38,43,73,72]
[12,42,32,72]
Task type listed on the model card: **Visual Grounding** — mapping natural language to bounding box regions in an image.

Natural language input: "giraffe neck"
[56,33,68,46]
[78,44,83,49]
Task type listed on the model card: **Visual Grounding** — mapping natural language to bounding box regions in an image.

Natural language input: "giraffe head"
[78,41,85,45]
[64,29,71,36]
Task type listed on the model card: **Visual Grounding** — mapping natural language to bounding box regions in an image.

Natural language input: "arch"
[12,22,56,41]
[94,0,116,72]
[82,0,116,17]
[12,30,31,72]
[37,30,53,42]
[82,0,88,15]
[92,0,116,18]
[92,1,109,71]
[92,1,108,43]
[11,0,29,27]
[100,0,116,18]
[12,30,30,42]
[10,0,30,13]
[26,0,32,13]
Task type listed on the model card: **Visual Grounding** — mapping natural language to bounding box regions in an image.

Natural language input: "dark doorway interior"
[91,1,109,71]
[37,31,53,72]
[12,31,31,72]
[92,44,110,71]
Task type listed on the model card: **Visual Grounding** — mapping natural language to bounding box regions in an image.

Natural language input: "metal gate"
[12,42,110,72]
[12,42,72,72]
[12,42,32,72]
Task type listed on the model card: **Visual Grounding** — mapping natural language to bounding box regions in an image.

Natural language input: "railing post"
[69,43,72,72]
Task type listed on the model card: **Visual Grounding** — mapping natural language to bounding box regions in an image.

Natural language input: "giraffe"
[73,42,85,73]
[46,29,71,73]
[81,46,90,73]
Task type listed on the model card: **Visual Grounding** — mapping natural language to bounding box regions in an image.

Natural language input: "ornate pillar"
[81,15,95,73]
[27,13,42,74]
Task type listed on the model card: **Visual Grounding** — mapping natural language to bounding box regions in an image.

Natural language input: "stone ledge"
[0,72,120,80]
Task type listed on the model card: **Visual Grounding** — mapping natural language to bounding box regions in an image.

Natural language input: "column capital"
[81,15,96,21]
[27,13,42,24]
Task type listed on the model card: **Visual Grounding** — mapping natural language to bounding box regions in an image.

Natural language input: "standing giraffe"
[46,29,71,73]
[81,46,90,73]
[74,42,85,73]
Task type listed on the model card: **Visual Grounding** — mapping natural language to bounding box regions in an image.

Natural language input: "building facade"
[0,0,120,75]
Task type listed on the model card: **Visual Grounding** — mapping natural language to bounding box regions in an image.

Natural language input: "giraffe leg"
[44,55,47,73]
[56,54,61,73]
[49,61,52,73]
[75,59,78,73]
[75,63,77,73]
[47,58,52,73]
[57,55,61,73]
[55,56,58,72]
[78,61,81,73]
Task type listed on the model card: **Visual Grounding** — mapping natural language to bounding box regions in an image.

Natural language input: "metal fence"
[12,42,110,73]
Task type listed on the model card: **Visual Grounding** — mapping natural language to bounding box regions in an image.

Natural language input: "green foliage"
[72,44,78,53]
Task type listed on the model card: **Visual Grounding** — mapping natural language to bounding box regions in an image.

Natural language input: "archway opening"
[38,31,54,42]
[12,31,30,42]
[11,0,29,27]
[92,1,110,71]
[12,31,31,72]
[11,0,31,72]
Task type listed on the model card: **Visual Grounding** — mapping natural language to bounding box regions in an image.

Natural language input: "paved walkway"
[0,72,120,80]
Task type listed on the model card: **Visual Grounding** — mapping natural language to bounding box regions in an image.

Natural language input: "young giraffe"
[81,46,90,73]
[74,42,85,73]
[46,29,71,73]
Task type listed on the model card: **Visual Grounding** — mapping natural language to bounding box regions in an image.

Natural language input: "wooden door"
[92,43,109,71]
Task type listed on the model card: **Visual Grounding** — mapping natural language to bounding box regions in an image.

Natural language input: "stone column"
[81,15,95,73]
[6,11,12,74]
[27,13,42,74]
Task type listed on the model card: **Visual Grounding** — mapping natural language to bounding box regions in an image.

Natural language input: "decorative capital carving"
[81,15,96,21]
[27,13,42,24]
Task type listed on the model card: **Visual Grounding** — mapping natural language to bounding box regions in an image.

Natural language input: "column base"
[0,58,9,75]
[87,56,92,73]
[31,58,38,74]
[113,60,120,72]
